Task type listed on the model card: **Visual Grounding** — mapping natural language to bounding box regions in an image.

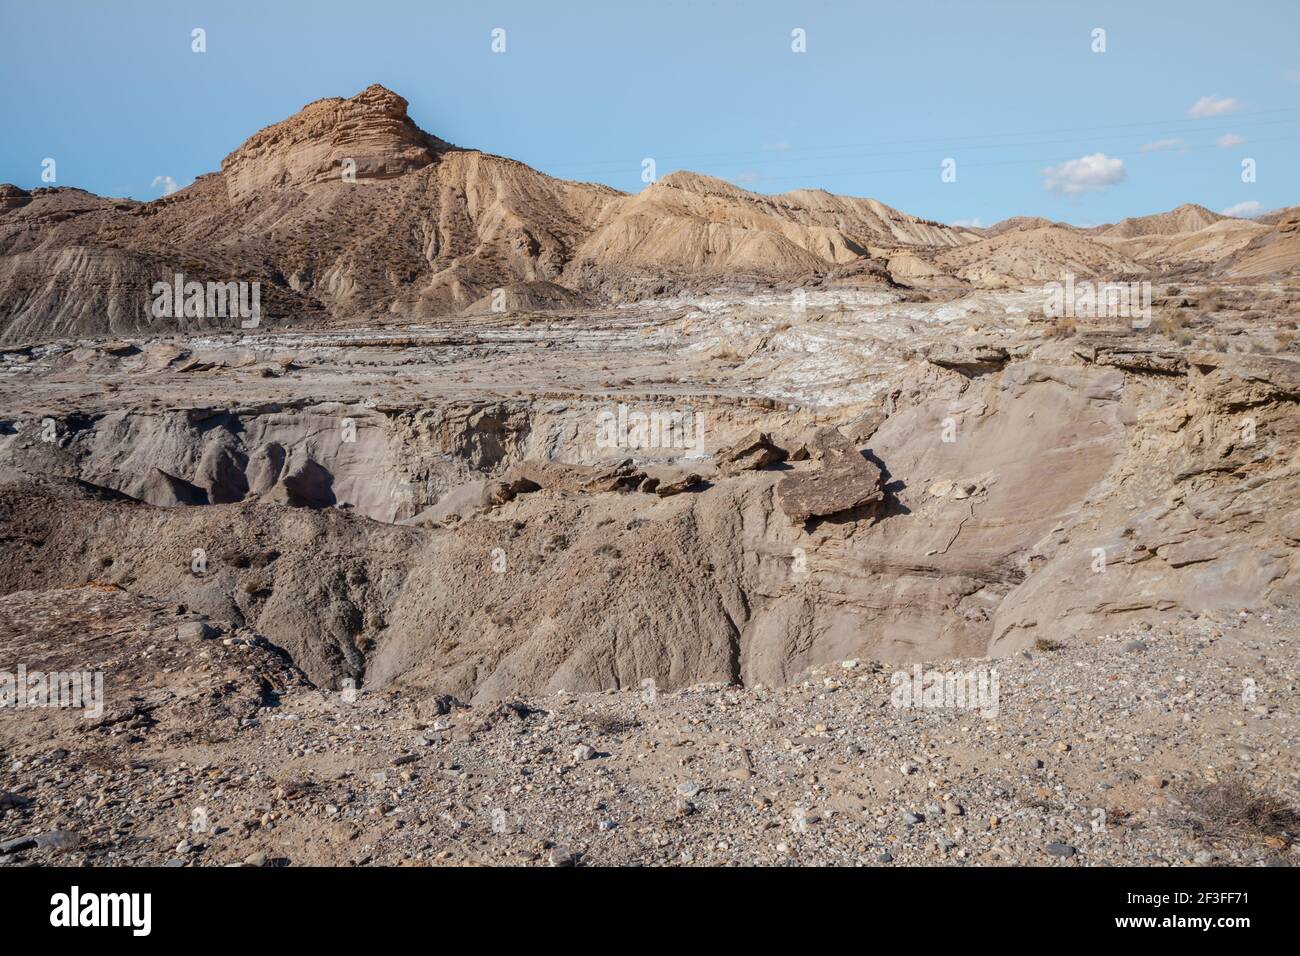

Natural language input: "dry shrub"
[710,341,746,363]
[1045,317,1077,339]
[1033,638,1067,652]
[584,713,641,736]
[1178,776,1299,845]
[1156,312,1194,345]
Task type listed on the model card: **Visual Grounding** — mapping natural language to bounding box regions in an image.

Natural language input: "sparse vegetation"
[1178,777,1299,846]
[1045,317,1077,339]
[584,713,641,736]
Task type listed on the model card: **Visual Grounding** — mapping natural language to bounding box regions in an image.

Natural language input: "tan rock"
[715,431,787,475]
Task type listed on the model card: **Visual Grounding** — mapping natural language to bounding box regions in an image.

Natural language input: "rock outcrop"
[220,84,451,203]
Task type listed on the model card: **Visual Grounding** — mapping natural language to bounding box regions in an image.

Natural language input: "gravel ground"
[2,588,1296,867]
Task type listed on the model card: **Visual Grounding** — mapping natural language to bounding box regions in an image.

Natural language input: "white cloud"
[1140,138,1186,152]
[1188,95,1241,118]
[1221,200,1262,218]
[1042,153,1127,195]
[731,172,763,186]
[1216,133,1246,148]
[151,175,180,195]
[951,218,984,228]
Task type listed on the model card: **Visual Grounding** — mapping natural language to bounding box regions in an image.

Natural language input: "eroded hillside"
[1,287,1296,702]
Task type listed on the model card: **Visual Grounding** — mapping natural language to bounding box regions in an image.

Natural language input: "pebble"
[549,846,576,867]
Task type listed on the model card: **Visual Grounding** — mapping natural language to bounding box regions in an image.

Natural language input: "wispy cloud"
[951,218,984,229]
[1217,133,1246,148]
[762,142,793,152]
[1042,153,1127,195]
[1140,138,1186,152]
[1188,95,1241,118]
[1221,200,1262,218]
[151,175,180,195]
[731,172,763,186]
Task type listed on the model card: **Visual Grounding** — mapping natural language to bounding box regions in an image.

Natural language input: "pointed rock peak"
[350,83,410,111]
[220,84,451,204]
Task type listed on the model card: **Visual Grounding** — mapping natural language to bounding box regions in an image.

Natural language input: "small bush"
[1045,317,1077,339]
[585,713,641,736]
[1179,776,1299,845]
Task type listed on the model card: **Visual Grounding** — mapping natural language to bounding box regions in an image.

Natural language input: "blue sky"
[2,0,1297,225]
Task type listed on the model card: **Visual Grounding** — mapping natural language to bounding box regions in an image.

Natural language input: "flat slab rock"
[776,426,884,522]
[494,459,701,499]
[715,430,788,475]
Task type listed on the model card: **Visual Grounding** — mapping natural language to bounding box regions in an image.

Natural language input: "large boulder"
[776,427,884,523]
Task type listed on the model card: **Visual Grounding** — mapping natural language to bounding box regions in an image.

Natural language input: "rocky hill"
[15,83,1299,344]
[1100,203,1227,238]
[0,85,982,342]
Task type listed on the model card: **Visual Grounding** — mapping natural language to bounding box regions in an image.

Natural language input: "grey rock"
[549,845,576,867]
[34,829,79,852]
[176,620,218,641]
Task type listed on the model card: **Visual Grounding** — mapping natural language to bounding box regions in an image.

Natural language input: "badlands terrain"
[1,85,1298,866]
